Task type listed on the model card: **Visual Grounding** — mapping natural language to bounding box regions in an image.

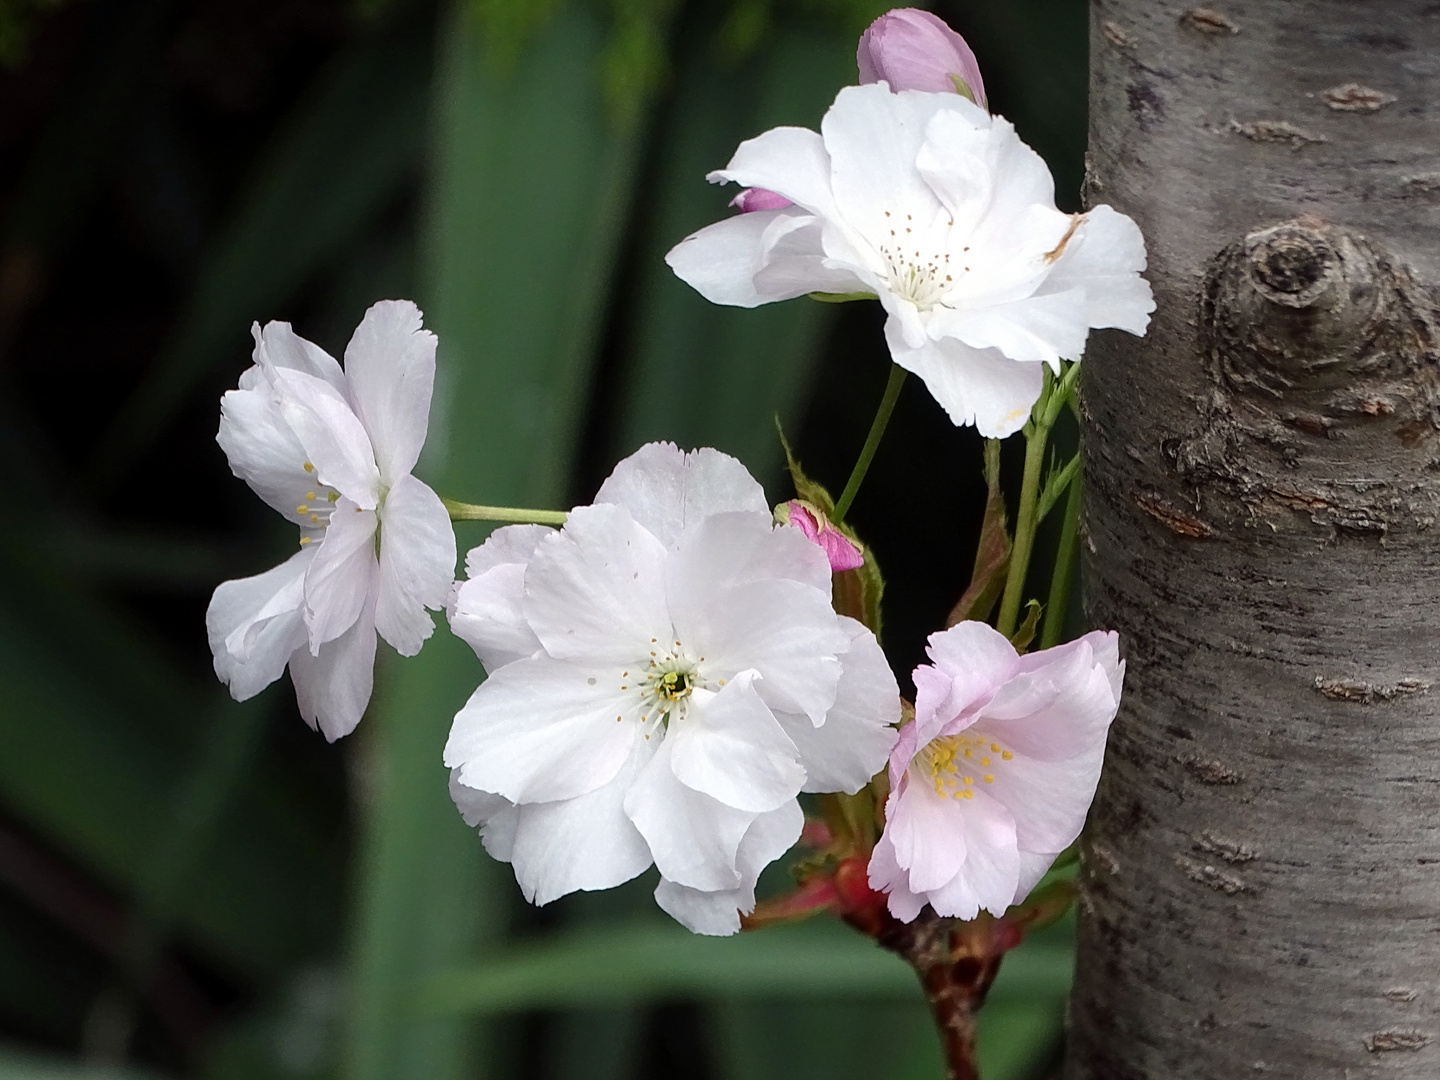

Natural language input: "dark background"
[0,1,1087,1077]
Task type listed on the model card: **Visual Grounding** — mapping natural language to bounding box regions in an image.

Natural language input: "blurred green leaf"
[424,921,921,1013]
[341,5,654,1078]
[95,13,433,484]
[609,19,855,479]
[0,1044,159,1080]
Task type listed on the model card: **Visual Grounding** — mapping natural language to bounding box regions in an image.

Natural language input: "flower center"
[878,211,967,310]
[626,638,716,733]
[296,462,342,543]
[916,731,1015,800]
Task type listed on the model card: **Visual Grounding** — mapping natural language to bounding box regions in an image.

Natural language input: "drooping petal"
[267,366,381,508]
[503,736,658,905]
[668,673,805,814]
[521,503,670,665]
[593,443,768,550]
[706,125,837,220]
[342,300,437,483]
[623,736,756,892]
[750,214,870,299]
[444,654,642,804]
[886,326,1043,438]
[884,774,971,893]
[1038,204,1155,335]
[448,771,520,862]
[936,287,1090,370]
[289,586,378,741]
[923,791,1020,920]
[206,547,314,701]
[780,617,900,794]
[1013,849,1061,906]
[253,320,347,393]
[375,474,456,657]
[303,499,377,650]
[654,799,803,935]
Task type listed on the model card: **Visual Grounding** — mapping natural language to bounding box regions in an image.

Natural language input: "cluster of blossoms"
[206,9,1140,941]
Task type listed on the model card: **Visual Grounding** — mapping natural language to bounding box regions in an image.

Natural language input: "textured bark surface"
[1067,2,1440,1076]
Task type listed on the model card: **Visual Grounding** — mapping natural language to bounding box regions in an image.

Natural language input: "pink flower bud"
[783,500,865,573]
[730,187,793,213]
[856,8,987,108]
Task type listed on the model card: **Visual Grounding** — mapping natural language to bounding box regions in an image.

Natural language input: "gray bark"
[1066,2,1440,1076]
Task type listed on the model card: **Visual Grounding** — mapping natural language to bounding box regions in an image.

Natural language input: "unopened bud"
[779,499,865,573]
[730,187,793,213]
[856,8,987,108]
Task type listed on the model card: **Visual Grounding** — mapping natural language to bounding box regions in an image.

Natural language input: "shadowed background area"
[0,0,1086,1076]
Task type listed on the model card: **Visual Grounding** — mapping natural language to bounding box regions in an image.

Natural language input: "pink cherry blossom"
[857,8,987,107]
[869,622,1123,922]
[782,500,865,572]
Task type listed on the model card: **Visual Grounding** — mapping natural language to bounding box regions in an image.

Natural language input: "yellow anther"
[961,790,974,800]
[984,774,994,784]
[1002,751,1014,760]
[963,749,972,758]
[981,757,991,767]
[303,462,315,472]
[990,743,1001,752]
[963,776,973,786]
[297,505,308,513]
[310,514,320,523]
[307,492,316,500]
[299,537,311,544]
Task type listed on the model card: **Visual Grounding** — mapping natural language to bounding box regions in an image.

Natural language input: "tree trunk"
[1066,2,1440,1076]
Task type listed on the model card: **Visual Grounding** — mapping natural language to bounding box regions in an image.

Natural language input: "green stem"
[1040,464,1082,650]
[996,421,1048,640]
[443,498,568,526]
[834,364,908,522]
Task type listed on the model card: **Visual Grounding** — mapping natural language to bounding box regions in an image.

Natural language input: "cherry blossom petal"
[885,776,971,893]
[253,320,347,393]
[450,525,553,671]
[1038,204,1155,334]
[267,366,382,508]
[502,737,658,905]
[706,125,837,219]
[779,617,900,793]
[923,620,1018,710]
[465,523,554,578]
[977,634,1122,761]
[668,673,804,814]
[667,509,831,600]
[624,736,755,892]
[654,799,803,935]
[290,587,377,742]
[665,209,847,308]
[867,828,927,923]
[375,474,455,657]
[216,383,316,525]
[206,547,314,701]
[923,792,1020,920]
[521,504,670,665]
[444,654,642,804]
[342,300,437,483]
[303,499,377,650]
[973,740,1106,855]
[887,326,1043,438]
[593,443,767,549]
[937,287,1090,370]
[1014,850,1061,905]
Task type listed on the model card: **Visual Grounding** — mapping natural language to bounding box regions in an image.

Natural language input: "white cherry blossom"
[445,443,900,934]
[869,622,1123,922]
[206,301,456,740]
[666,83,1153,437]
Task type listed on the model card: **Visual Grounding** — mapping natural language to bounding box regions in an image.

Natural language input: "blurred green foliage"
[0,0,1087,1077]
